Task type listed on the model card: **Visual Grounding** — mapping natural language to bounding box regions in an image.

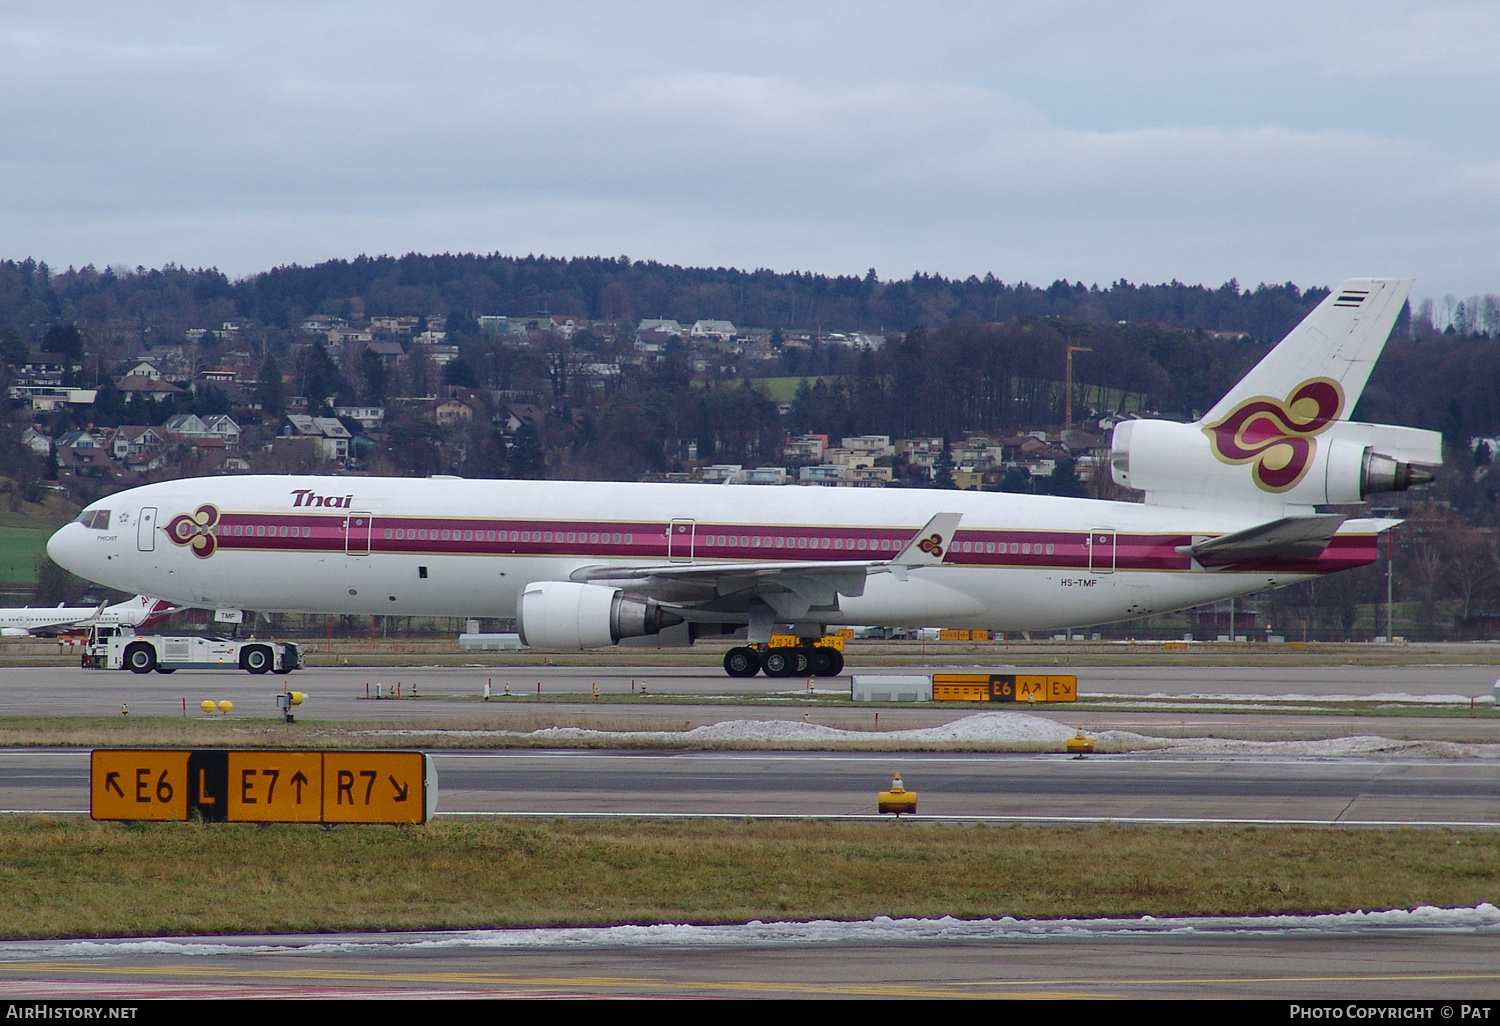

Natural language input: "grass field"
[743,375,840,402]
[0,526,49,587]
[0,818,1494,939]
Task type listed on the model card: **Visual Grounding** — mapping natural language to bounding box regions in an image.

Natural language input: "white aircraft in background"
[0,595,174,638]
[47,278,1440,677]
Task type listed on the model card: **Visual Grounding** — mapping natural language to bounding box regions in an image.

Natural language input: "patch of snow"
[1091,692,1488,705]
[355,711,1081,746]
[15,904,1500,959]
[346,710,1500,759]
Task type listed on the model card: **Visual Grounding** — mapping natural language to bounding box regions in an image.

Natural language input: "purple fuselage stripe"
[197,513,1380,574]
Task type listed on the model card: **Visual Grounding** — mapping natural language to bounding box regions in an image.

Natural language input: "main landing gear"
[723,643,845,679]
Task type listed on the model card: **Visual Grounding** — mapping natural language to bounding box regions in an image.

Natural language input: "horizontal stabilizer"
[892,512,963,566]
[1177,514,1347,566]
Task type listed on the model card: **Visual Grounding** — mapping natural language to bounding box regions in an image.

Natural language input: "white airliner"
[46,278,1440,677]
[0,595,174,638]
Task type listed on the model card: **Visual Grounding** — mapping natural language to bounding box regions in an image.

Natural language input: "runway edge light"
[878,773,916,816]
[1067,730,1094,757]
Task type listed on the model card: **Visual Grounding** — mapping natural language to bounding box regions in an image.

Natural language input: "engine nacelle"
[516,581,683,650]
[1111,418,1439,509]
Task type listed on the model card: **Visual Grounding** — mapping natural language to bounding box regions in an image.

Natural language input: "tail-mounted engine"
[1111,418,1439,510]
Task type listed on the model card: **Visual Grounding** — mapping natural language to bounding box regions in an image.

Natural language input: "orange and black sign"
[932,673,1077,703]
[91,749,433,824]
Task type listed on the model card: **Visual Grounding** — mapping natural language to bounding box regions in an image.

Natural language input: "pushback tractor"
[84,623,302,675]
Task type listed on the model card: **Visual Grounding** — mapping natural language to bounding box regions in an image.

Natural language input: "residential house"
[12,386,98,411]
[333,406,385,432]
[54,428,108,453]
[57,447,117,480]
[783,433,828,462]
[840,435,895,458]
[115,375,185,402]
[14,352,76,385]
[364,340,407,367]
[636,318,683,336]
[161,413,214,440]
[300,315,347,335]
[698,464,743,483]
[20,427,51,456]
[418,396,478,426]
[370,316,418,336]
[798,464,849,485]
[202,414,242,448]
[742,467,790,485]
[120,360,165,381]
[691,320,736,340]
[499,403,543,434]
[195,367,238,386]
[281,415,351,462]
[427,344,461,366]
[112,426,168,461]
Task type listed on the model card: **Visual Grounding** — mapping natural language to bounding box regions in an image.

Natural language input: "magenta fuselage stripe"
[199,513,1380,573]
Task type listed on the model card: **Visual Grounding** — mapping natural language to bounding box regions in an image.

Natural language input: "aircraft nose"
[46,523,88,576]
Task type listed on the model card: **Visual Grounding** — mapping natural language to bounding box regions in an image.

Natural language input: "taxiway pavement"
[6,747,1500,826]
[1,931,1498,998]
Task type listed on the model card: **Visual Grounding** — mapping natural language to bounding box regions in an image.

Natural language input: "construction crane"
[1065,344,1092,432]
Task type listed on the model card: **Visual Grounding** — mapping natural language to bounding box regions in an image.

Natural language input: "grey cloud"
[0,1,1497,297]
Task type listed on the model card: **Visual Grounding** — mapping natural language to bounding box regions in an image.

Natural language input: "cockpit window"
[77,510,111,530]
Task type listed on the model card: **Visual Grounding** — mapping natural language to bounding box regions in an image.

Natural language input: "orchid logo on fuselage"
[1203,378,1343,492]
[166,504,220,558]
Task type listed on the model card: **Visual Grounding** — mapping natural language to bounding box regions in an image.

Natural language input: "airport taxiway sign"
[91,749,435,824]
[322,751,427,825]
[932,673,1078,703]
[91,749,190,821]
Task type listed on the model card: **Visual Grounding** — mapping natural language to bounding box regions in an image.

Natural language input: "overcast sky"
[2,2,1498,301]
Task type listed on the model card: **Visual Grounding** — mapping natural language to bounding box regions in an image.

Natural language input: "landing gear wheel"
[808,647,835,676]
[124,643,155,674]
[813,649,844,676]
[790,650,810,675]
[724,647,761,677]
[762,649,793,677]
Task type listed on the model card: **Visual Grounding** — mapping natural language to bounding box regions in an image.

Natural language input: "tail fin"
[1111,276,1441,512]
[1201,278,1411,425]
[101,595,174,627]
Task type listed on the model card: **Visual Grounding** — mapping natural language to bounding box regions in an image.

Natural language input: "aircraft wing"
[570,512,962,622]
[1176,514,1348,567]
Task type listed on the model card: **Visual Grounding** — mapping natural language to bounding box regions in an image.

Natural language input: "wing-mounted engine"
[1111,418,1439,511]
[516,581,683,650]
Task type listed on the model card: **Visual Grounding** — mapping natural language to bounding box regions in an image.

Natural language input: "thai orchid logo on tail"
[1203,378,1343,492]
[166,504,220,557]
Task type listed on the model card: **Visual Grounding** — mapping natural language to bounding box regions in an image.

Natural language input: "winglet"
[891,512,962,567]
